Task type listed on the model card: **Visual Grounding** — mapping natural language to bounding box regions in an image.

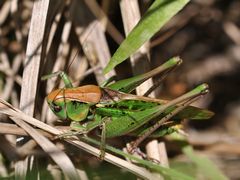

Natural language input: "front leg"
[57,114,103,139]
[71,115,111,160]
[70,121,88,134]
[55,121,88,139]
[99,117,112,160]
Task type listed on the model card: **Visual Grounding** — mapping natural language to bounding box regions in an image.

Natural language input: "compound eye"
[52,104,62,113]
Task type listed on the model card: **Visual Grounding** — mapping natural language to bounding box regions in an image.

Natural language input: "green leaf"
[183,146,228,180]
[103,0,190,74]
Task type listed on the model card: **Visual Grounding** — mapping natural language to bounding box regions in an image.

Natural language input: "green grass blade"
[103,0,190,74]
[183,146,228,180]
[82,136,194,180]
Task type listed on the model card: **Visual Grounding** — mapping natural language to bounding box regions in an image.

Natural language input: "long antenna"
[65,21,97,76]
[45,22,98,91]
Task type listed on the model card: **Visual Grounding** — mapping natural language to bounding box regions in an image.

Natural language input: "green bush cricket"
[44,57,213,157]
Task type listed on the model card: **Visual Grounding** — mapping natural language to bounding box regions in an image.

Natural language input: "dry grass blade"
[0,100,80,179]
[17,0,51,178]
[0,1,10,25]
[0,135,19,161]
[20,0,50,115]
[120,1,167,179]
[83,0,124,44]
[77,21,116,83]
[0,98,155,179]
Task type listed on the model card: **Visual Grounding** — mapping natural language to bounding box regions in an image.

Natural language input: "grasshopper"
[45,57,213,156]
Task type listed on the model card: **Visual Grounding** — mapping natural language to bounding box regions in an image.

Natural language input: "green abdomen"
[96,100,160,137]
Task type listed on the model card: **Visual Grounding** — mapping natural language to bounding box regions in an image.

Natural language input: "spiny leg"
[99,120,106,160]
[55,115,111,160]
[67,116,111,159]
[127,94,204,154]
[54,121,88,139]
[99,117,111,160]
[56,114,103,139]
[107,57,182,93]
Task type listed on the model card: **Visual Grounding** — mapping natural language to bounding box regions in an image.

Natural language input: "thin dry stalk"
[77,20,116,83]
[2,123,240,156]
[120,0,154,96]
[0,135,19,161]
[17,0,81,179]
[0,54,22,100]
[1,100,80,179]
[45,0,66,54]
[83,0,124,44]
[42,20,72,123]
[0,1,11,25]
[20,0,49,115]
[120,0,168,175]
[0,99,156,179]
[17,0,49,177]
[223,21,240,45]
[10,0,24,43]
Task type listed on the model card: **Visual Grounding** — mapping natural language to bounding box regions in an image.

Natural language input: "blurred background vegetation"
[0,0,239,179]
